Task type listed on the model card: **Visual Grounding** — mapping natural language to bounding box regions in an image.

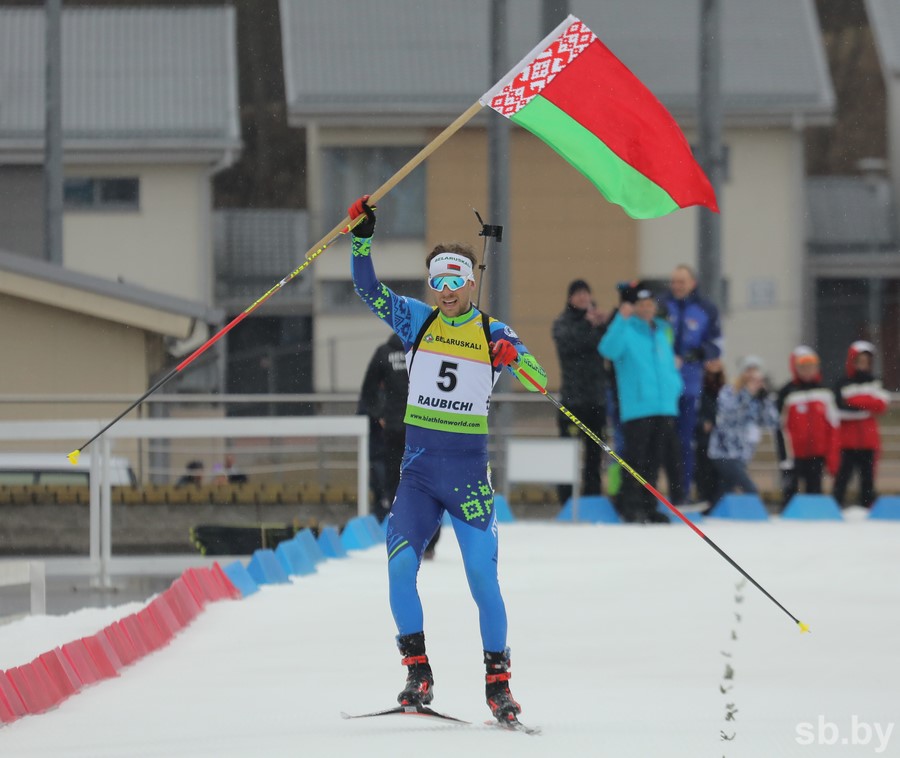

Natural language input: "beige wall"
[0,292,162,428]
[63,164,211,304]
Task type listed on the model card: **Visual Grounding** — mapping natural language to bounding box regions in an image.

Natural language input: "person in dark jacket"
[664,265,723,500]
[551,279,608,503]
[358,332,409,521]
[832,341,889,509]
[694,358,725,506]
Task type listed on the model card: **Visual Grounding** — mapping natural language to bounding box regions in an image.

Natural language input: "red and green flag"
[481,16,718,219]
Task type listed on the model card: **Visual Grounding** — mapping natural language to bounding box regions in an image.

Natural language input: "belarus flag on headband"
[480,16,718,220]
[447,263,461,271]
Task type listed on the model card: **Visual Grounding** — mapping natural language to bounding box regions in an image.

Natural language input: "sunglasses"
[428,275,468,292]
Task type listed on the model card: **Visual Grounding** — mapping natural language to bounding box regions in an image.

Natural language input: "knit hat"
[567,279,591,298]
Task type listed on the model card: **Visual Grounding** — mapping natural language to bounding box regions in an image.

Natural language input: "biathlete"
[347,195,547,723]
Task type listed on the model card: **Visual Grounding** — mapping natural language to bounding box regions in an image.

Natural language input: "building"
[0,6,240,414]
[280,0,834,390]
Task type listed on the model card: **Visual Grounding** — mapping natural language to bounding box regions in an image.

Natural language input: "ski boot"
[484,648,521,723]
[397,632,434,706]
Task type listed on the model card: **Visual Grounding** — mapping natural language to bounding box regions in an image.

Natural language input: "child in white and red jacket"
[775,346,840,505]
[832,341,890,508]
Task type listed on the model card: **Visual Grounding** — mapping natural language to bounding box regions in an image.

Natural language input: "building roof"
[0,6,241,160]
[0,249,223,338]
[867,0,900,76]
[280,0,835,127]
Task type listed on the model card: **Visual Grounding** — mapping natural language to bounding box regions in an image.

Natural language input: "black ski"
[341,705,470,724]
[486,717,542,735]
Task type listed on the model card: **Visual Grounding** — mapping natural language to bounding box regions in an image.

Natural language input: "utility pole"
[697,0,723,309]
[44,0,64,265]
[488,0,509,322]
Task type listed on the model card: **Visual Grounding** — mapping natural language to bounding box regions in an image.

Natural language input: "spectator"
[213,454,248,485]
[599,281,683,523]
[551,279,608,503]
[694,358,725,506]
[358,332,409,523]
[664,264,723,501]
[707,356,778,505]
[832,341,890,509]
[775,346,839,506]
[176,460,204,487]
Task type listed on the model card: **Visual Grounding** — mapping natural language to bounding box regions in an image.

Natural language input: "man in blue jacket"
[599,282,683,523]
[664,265,722,501]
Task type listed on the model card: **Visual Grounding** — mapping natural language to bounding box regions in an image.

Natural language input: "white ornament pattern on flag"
[489,20,596,117]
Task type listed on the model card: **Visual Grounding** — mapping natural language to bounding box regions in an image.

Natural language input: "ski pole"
[67,213,367,465]
[511,362,810,634]
[67,102,488,464]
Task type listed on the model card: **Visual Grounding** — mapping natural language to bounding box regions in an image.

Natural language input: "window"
[64,177,140,211]
[322,147,425,238]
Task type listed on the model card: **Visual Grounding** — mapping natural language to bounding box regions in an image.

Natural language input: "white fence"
[0,417,368,584]
[0,561,46,615]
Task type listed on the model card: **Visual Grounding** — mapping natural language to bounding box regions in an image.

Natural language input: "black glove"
[347,194,376,238]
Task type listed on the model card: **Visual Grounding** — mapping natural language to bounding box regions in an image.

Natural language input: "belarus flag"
[481,16,718,219]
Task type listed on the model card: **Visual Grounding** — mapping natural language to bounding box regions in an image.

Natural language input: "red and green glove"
[490,339,518,368]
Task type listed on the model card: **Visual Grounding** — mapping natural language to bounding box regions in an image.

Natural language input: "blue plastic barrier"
[363,514,386,546]
[317,526,348,558]
[246,549,291,584]
[556,496,622,523]
[708,493,769,521]
[294,528,326,564]
[275,539,317,577]
[493,493,515,523]
[782,494,843,521]
[340,516,376,551]
[222,560,259,597]
[869,496,900,520]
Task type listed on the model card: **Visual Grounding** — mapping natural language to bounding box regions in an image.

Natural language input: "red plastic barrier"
[149,597,181,637]
[103,622,139,667]
[0,685,17,724]
[136,608,167,649]
[161,588,190,627]
[81,635,121,679]
[7,664,58,714]
[212,562,242,600]
[61,640,103,686]
[121,614,152,657]
[39,649,81,697]
[181,570,211,605]
[192,567,226,601]
[0,670,27,719]
[170,578,203,621]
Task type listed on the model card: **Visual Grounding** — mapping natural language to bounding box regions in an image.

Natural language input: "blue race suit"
[663,290,722,495]
[351,234,546,652]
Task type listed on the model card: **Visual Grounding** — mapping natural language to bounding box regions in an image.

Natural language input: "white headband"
[429,252,475,282]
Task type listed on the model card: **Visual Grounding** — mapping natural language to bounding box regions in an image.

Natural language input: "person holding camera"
[551,279,608,503]
[599,281,683,523]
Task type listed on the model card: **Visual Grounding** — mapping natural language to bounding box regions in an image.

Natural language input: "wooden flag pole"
[67,100,485,462]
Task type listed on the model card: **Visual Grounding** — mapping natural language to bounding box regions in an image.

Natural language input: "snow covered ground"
[0,509,897,757]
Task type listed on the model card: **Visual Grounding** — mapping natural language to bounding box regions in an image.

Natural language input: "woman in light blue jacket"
[599,283,683,522]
